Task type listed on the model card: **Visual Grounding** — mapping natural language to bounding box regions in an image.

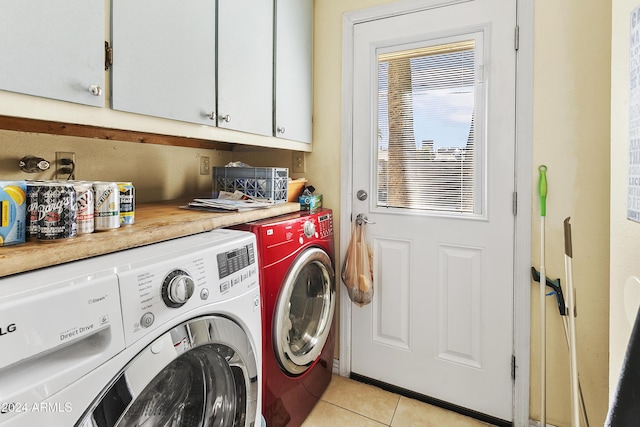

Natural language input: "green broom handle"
[539,165,548,217]
[538,164,548,425]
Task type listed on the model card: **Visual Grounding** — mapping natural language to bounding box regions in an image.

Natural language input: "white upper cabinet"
[274,0,313,144]
[217,0,274,137]
[0,1,313,150]
[0,0,105,107]
[111,0,217,125]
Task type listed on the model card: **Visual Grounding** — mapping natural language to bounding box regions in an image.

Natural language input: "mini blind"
[377,39,477,214]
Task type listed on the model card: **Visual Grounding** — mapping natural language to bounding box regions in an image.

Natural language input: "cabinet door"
[274,0,313,144]
[0,0,105,107]
[217,0,273,136]
[111,0,216,125]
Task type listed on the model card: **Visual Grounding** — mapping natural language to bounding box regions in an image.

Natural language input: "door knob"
[355,213,375,225]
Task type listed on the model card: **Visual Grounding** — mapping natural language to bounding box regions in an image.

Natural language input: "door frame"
[339,0,533,425]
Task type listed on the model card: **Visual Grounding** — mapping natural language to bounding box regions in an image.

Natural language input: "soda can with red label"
[72,181,94,234]
[37,182,77,241]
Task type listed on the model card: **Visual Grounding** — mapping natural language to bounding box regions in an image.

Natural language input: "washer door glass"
[76,316,258,427]
[274,247,335,375]
[119,345,237,426]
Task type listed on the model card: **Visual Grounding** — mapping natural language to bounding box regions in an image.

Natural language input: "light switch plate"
[292,152,305,173]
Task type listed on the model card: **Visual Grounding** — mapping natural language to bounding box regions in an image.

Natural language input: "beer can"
[37,182,77,241]
[93,182,120,231]
[25,181,40,239]
[73,182,94,234]
[118,182,135,225]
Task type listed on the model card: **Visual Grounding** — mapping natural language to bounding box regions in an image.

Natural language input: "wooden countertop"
[0,200,301,278]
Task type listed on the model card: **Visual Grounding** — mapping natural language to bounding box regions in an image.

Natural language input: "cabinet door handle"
[277,126,286,134]
[88,85,102,96]
[221,114,231,123]
[206,112,216,120]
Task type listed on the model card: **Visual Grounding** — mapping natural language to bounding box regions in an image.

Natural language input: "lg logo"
[0,324,17,336]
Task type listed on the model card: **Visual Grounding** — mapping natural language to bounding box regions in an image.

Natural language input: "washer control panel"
[217,242,255,278]
[118,237,257,347]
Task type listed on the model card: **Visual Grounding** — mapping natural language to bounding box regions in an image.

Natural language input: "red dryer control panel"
[231,209,334,267]
[316,212,333,239]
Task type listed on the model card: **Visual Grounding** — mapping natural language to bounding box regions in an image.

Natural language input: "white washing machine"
[0,229,262,427]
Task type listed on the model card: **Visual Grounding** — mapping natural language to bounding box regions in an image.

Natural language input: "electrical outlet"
[200,156,210,175]
[292,152,305,173]
[55,151,76,179]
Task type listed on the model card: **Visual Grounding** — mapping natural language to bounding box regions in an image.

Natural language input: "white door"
[350,0,516,421]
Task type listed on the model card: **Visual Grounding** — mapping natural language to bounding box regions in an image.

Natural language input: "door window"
[377,35,483,215]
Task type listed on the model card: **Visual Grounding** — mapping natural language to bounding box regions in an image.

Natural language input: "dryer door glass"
[274,247,336,375]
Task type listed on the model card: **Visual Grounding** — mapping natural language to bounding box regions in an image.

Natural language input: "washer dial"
[162,269,195,308]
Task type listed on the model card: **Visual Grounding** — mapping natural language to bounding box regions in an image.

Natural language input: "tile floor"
[301,375,497,427]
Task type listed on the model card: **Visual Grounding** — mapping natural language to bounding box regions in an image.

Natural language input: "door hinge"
[511,355,516,380]
[105,41,113,70]
[514,25,519,51]
[512,191,517,216]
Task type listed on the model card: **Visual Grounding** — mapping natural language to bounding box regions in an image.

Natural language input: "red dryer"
[232,209,336,427]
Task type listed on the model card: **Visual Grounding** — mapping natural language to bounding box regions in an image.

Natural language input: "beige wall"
[0,132,297,203]
[0,129,232,202]
[531,2,611,426]
[611,0,640,407]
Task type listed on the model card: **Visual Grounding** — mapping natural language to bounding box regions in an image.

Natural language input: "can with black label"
[93,182,120,231]
[118,182,135,225]
[37,182,77,241]
[73,181,94,234]
[25,181,40,239]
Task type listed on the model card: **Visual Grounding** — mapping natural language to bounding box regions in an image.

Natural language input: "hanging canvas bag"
[341,220,373,306]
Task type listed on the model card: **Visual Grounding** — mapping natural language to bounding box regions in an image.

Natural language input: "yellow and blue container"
[0,181,27,246]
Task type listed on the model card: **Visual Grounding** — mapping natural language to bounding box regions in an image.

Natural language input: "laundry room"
[0,0,636,426]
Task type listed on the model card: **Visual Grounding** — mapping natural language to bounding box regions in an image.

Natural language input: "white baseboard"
[529,421,558,427]
[332,358,340,374]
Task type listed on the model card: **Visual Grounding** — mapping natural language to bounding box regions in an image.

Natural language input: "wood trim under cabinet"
[0,115,234,151]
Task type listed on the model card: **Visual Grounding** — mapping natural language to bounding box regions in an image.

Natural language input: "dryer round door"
[273,247,336,376]
[76,316,258,427]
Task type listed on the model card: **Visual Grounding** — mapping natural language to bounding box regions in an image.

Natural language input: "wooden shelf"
[0,201,300,278]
